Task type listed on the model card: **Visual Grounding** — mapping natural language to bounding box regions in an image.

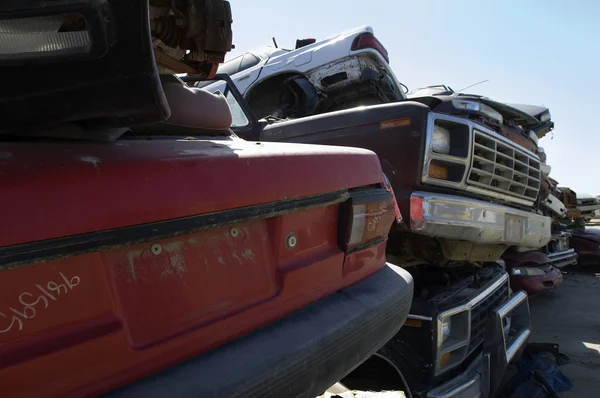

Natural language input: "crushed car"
[0,3,414,397]
[200,26,406,120]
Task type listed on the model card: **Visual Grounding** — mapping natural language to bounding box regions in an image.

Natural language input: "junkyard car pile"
[0,2,594,398]
[202,25,597,397]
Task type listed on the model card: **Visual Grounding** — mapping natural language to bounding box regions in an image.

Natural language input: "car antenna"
[272,37,279,48]
[458,79,490,93]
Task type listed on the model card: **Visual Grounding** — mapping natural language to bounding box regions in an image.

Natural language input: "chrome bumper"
[427,353,490,398]
[548,248,578,269]
[410,192,551,249]
[428,290,531,398]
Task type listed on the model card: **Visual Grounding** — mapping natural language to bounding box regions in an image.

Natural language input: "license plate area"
[106,219,278,349]
[504,214,525,243]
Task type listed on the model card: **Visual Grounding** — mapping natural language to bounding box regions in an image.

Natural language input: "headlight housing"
[441,317,451,343]
[432,125,450,154]
[510,267,546,276]
[452,99,503,124]
[436,309,470,374]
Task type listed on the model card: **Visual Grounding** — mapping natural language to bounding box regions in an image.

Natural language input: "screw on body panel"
[286,233,297,249]
[150,243,162,255]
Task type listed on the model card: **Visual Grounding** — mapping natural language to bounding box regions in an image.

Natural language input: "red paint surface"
[0,138,382,246]
[0,138,389,397]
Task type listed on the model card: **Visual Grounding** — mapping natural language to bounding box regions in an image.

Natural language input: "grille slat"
[468,281,510,353]
[468,130,541,201]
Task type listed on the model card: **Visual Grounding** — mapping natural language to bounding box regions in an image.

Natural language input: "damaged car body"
[200,26,406,120]
[0,4,415,397]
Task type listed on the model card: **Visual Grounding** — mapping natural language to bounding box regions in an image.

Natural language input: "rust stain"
[380,117,411,130]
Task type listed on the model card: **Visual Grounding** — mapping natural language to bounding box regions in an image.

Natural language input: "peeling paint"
[168,250,187,276]
[80,156,102,174]
[187,238,197,244]
[163,241,184,252]
[157,241,187,277]
[126,249,144,280]
[242,248,255,262]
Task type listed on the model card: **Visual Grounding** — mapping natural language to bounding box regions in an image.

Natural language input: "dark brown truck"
[213,78,547,398]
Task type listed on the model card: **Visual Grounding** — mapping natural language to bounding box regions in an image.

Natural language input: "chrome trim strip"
[496,290,527,319]
[506,329,531,363]
[496,290,532,363]
[435,272,509,375]
[464,185,535,207]
[408,314,433,321]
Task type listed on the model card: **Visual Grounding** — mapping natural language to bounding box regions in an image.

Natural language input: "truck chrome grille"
[468,129,541,201]
[468,279,509,353]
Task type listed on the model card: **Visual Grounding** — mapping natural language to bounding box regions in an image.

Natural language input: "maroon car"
[570,227,600,266]
[502,250,563,296]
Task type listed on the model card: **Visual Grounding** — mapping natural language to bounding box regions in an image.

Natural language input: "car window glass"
[225,89,249,128]
[217,54,243,76]
[239,53,260,72]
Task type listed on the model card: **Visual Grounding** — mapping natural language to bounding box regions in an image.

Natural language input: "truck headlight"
[452,99,503,124]
[436,309,470,374]
[432,125,450,154]
[441,317,451,343]
[510,267,546,276]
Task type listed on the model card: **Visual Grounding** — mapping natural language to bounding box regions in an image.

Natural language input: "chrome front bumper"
[548,248,578,269]
[428,290,531,398]
[411,192,551,249]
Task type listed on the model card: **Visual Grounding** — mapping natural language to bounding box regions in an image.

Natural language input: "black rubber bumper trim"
[0,190,348,270]
[104,263,414,398]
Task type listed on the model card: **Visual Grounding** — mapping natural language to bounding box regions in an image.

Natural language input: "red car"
[569,227,600,266]
[0,2,414,397]
[502,250,563,296]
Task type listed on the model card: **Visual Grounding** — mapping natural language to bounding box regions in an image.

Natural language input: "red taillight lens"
[350,32,389,63]
[410,195,424,222]
[341,189,396,253]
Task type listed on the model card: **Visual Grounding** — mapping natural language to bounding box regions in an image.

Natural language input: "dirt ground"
[528,233,600,397]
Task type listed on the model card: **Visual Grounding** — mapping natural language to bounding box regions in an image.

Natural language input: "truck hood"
[0,136,382,247]
[407,86,554,140]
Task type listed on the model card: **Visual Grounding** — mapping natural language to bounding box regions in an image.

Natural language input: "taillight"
[410,195,424,222]
[350,32,389,63]
[340,189,396,253]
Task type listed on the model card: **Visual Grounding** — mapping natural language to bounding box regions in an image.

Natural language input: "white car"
[200,26,406,120]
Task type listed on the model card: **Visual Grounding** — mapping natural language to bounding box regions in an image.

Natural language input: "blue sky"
[227,0,600,195]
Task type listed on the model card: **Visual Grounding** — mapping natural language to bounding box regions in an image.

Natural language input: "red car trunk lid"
[0,137,388,397]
